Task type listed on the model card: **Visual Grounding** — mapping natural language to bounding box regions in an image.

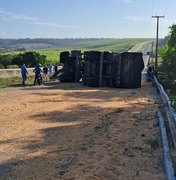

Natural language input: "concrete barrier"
[0,66,63,78]
[0,68,34,78]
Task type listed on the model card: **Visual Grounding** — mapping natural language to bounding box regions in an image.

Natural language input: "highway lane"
[129,41,152,73]
[142,42,152,73]
[128,42,146,52]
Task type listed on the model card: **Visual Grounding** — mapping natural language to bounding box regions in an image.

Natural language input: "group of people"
[20,63,58,85]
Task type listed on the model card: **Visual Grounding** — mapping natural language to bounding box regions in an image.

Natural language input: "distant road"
[128,42,147,52]
[143,42,153,68]
[129,41,152,73]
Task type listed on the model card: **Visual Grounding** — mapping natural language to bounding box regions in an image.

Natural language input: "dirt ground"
[0,78,165,180]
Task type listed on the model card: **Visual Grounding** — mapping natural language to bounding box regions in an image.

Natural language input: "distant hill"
[0,38,157,64]
[0,38,154,52]
[0,38,102,51]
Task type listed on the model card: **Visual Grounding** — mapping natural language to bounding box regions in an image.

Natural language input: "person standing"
[43,65,48,82]
[54,63,58,72]
[33,64,42,85]
[47,64,53,78]
[20,63,28,85]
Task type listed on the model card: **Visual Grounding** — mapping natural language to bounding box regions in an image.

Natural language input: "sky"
[0,0,175,39]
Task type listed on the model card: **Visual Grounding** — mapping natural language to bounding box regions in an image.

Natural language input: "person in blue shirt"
[33,64,42,85]
[20,63,28,85]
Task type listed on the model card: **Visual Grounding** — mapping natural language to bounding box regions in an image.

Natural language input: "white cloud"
[114,0,132,3]
[0,31,7,38]
[32,21,79,29]
[123,0,132,3]
[0,8,40,21]
[162,19,176,27]
[125,16,145,21]
[0,8,78,29]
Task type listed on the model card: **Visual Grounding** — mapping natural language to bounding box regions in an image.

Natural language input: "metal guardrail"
[153,75,176,180]
[157,111,175,180]
[154,76,170,103]
[154,76,176,145]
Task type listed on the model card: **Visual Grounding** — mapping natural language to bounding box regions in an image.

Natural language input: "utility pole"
[152,15,164,67]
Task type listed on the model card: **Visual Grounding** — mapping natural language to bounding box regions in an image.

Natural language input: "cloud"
[162,19,176,27]
[32,21,79,29]
[114,0,132,3]
[124,16,145,21]
[0,8,40,21]
[123,0,132,3]
[0,31,7,37]
[0,8,78,29]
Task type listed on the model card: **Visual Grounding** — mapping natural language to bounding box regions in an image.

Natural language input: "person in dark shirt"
[54,63,58,72]
[43,65,48,82]
[33,65,42,85]
[147,65,155,81]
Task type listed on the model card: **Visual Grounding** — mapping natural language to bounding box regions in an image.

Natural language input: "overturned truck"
[58,50,144,88]
[59,50,82,82]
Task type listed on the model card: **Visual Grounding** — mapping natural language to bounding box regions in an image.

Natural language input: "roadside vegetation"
[0,75,34,87]
[158,24,176,108]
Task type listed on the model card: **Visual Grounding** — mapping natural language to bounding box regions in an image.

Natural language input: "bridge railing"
[153,75,176,180]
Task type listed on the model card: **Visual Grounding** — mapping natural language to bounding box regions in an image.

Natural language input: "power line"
[151,0,154,16]
[163,0,173,15]
[152,0,173,16]
[152,15,165,67]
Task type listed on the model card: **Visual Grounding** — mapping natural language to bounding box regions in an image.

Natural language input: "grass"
[0,75,35,87]
[157,69,176,109]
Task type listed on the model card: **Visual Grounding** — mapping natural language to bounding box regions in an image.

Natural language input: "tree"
[167,24,176,48]
[160,24,176,74]
[12,51,47,67]
[0,54,14,68]
[11,54,23,67]
[0,63,4,69]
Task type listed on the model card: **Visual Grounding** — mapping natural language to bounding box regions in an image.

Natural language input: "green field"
[35,38,153,62]
[0,38,154,64]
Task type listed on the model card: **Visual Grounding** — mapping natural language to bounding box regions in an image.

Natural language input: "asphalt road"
[129,41,152,73]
